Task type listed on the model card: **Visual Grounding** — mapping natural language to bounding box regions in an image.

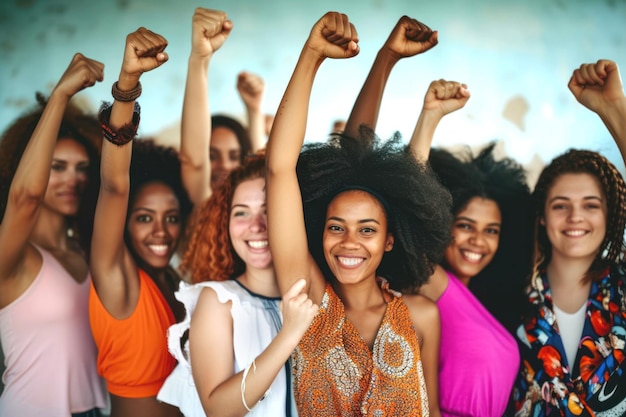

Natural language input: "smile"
[148,244,170,256]
[247,240,268,249]
[563,229,587,237]
[461,250,484,263]
[338,256,364,267]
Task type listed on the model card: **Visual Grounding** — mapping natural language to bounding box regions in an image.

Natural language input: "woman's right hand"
[280,279,319,341]
[52,53,104,100]
[118,27,169,89]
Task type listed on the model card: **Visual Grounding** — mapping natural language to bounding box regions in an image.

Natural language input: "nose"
[223,157,239,172]
[249,212,267,232]
[340,231,360,249]
[567,206,583,222]
[468,231,486,247]
[152,219,169,237]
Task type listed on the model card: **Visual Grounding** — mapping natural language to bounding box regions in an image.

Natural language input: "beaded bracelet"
[98,101,140,146]
[111,81,142,102]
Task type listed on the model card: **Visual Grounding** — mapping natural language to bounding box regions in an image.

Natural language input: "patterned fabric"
[292,282,429,417]
[512,264,626,417]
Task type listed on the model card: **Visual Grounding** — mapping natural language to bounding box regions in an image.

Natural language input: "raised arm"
[180,8,233,205]
[408,79,470,162]
[237,71,266,152]
[568,59,626,165]
[266,12,359,301]
[0,54,103,285]
[343,16,438,138]
[90,27,168,318]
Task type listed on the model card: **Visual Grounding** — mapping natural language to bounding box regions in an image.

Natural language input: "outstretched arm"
[343,16,438,138]
[266,12,359,302]
[180,8,233,205]
[568,59,626,164]
[237,71,266,152]
[191,279,318,416]
[0,54,103,286]
[90,27,168,318]
[409,79,470,162]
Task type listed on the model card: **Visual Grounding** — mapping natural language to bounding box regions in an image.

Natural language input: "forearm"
[246,105,266,152]
[180,55,212,203]
[409,108,443,162]
[597,96,626,164]
[200,331,298,417]
[344,48,399,138]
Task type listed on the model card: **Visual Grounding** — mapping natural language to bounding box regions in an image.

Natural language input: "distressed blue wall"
[1,0,625,177]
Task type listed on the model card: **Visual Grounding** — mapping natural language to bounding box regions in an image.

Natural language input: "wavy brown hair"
[532,149,626,282]
[181,152,266,283]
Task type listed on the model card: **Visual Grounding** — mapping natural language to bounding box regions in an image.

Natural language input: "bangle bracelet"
[111,81,142,102]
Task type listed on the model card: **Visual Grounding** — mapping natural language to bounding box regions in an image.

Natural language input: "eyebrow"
[456,216,501,226]
[130,207,180,214]
[327,216,381,225]
[548,195,603,203]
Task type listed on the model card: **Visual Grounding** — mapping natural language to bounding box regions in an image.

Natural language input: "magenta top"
[437,270,519,417]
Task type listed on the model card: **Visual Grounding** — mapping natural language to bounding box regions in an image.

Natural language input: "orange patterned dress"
[292,283,429,417]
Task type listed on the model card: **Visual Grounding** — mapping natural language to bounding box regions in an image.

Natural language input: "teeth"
[565,230,586,237]
[149,244,169,256]
[248,240,268,249]
[462,251,482,262]
[338,257,364,266]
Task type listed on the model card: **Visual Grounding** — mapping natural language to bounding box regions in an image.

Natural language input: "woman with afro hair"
[266,12,452,417]
[88,28,192,417]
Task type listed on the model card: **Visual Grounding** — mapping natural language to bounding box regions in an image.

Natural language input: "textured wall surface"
[1,0,625,178]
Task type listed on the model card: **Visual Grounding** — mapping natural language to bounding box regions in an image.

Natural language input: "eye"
[360,227,376,234]
[485,227,500,236]
[551,203,568,210]
[455,222,472,231]
[584,203,601,210]
[77,164,90,174]
[328,224,343,232]
[209,150,219,162]
[51,163,65,172]
[230,151,241,162]
[166,215,180,224]
[136,214,152,223]
[232,209,250,218]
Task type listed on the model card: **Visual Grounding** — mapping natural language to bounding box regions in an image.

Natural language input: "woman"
[266,12,452,416]
[89,27,191,417]
[158,153,316,417]
[0,53,107,417]
[512,59,626,417]
[178,8,261,206]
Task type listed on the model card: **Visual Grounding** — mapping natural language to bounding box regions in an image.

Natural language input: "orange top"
[89,269,176,397]
[292,283,429,417]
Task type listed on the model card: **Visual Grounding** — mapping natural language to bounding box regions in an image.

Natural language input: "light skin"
[0,53,103,310]
[237,70,267,151]
[266,12,441,416]
[542,59,626,315]
[89,27,182,417]
[209,126,241,190]
[179,8,233,205]
[190,177,317,417]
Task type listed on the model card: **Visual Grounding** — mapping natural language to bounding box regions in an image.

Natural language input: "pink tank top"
[437,271,519,417]
[0,245,107,417]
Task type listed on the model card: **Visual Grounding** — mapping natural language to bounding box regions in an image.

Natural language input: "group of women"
[0,6,624,417]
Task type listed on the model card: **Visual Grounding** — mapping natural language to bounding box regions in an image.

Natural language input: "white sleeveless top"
[157,280,297,417]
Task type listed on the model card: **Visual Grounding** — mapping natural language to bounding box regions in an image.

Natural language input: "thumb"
[284,278,307,300]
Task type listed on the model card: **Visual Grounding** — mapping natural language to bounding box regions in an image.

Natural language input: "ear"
[539,216,545,226]
[385,233,394,252]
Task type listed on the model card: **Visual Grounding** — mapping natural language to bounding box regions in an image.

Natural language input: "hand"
[422,79,470,118]
[382,16,438,59]
[568,59,625,114]
[52,53,104,99]
[191,8,233,58]
[119,27,169,87]
[237,71,265,112]
[306,12,360,60]
[280,279,319,340]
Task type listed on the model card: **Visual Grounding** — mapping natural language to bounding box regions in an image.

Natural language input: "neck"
[333,276,383,311]
[31,207,70,251]
[237,266,279,298]
[546,255,593,313]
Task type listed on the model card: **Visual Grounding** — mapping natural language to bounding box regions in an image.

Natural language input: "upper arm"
[189,287,235,407]
[406,295,441,416]
[0,193,40,279]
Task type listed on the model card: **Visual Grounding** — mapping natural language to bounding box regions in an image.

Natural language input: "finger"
[283,278,307,300]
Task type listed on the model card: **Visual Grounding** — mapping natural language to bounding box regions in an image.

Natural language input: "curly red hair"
[181,152,266,283]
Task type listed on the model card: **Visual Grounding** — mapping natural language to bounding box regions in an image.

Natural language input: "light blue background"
[1,0,625,181]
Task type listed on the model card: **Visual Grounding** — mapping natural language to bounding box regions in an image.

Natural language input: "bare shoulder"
[402,292,440,342]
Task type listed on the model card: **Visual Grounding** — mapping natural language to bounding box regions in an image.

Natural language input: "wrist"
[116,72,141,91]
